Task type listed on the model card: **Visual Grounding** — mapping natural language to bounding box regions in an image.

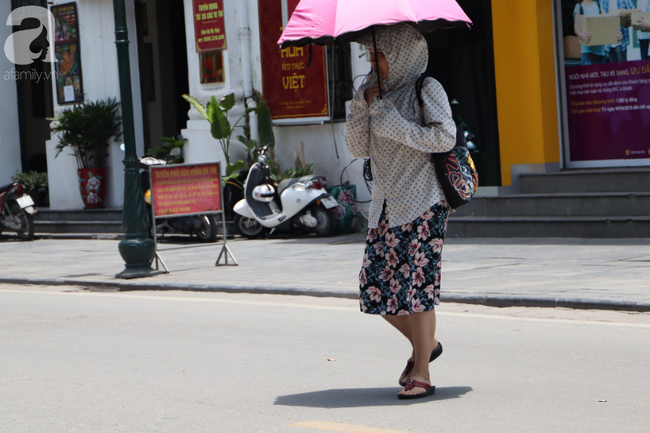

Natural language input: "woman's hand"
[580,31,592,45]
[617,32,623,42]
[364,81,387,106]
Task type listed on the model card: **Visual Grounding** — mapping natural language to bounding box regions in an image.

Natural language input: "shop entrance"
[11,0,54,176]
[424,0,501,186]
[134,0,189,152]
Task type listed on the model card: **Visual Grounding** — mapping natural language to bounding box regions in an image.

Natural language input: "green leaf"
[237,135,248,144]
[225,159,247,177]
[256,101,274,147]
[182,94,208,120]
[219,93,236,111]
[209,100,231,140]
[246,139,257,151]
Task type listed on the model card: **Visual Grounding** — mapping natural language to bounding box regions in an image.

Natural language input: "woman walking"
[346,24,456,400]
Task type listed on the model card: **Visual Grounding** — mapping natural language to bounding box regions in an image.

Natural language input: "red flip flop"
[398,379,436,400]
[398,342,443,387]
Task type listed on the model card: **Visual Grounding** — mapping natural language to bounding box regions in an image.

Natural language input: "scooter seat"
[0,183,13,194]
[277,176,314,195]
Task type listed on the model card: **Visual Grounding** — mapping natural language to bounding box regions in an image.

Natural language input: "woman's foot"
[397,377,435,400]
[398,341,443,386]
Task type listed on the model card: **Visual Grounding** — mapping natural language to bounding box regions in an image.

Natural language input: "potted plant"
[11,171,49,207]
[50,98,122,209]
[146,136,187,164]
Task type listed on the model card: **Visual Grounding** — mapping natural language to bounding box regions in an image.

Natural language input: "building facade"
[1,0,648,211]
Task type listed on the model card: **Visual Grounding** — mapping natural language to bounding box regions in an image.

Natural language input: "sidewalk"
[1,234,649,311]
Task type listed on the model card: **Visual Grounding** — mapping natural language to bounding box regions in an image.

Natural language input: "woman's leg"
[382,315,413,345]
[398,309,437,397]
[382,314,439,356]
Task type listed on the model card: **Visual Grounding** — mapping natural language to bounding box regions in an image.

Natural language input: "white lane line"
[1,289,650,327]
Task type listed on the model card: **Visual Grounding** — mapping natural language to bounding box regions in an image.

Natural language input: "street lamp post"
[113,0,161,279]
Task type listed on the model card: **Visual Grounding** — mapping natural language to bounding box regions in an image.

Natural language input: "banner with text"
[258,0,329,121]
[193,0,226,52]
[151,163,222,217]
[565,61,650,162]
[559,0,650,164]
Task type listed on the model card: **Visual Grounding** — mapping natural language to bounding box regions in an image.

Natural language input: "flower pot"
[78,168,106,209]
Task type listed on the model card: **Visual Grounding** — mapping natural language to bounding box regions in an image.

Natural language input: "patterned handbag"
[430,144,479,209]
[416,75,479,209]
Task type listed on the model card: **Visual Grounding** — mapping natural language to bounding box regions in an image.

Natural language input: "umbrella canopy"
[278,0,471,48]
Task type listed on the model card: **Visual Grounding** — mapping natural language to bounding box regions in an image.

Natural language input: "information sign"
[150,162,222,217]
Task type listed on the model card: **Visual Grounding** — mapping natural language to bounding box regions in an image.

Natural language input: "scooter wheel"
[9,202,35,241]
[234,214,268,239]
[312,206,336,237]
[195,214,219,243]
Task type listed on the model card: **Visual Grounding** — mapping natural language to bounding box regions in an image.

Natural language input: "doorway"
[11,0,54,176]
[135,0,190,152]
[424,0,501,186]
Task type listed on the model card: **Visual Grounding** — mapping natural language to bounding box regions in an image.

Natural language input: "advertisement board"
[557,0,650,167]
[51,2,84,104]
[258,0,330,123]
[150,162,222,217]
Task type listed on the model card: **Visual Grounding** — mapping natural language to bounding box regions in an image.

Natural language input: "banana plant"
[182,93,274,169]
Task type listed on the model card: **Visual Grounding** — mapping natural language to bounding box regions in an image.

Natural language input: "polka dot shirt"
[346,24,457,229]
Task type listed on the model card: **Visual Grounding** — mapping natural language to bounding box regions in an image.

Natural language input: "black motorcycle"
[0,181,39,241]
[139,157,219,242]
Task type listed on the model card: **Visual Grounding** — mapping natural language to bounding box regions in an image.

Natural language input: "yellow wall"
[491,0,561,185]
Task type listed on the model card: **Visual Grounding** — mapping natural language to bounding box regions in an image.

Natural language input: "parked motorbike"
[139,156,219,243]
[0,180,38,241]
[233,145,337,239]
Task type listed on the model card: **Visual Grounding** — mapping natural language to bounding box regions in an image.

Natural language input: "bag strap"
[416,74,426,117]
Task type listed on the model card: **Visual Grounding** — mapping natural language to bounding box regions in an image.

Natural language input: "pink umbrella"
[278,0,471,48]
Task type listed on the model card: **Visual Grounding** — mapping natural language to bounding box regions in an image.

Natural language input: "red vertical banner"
[193,0,227,52]
[258,0,330,121]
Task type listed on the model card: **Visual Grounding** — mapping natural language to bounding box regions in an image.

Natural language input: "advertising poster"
[258,0,330,122]
[560,0,650,164]
[151,163,223,217]
[51,3,83,104]
[193,0,227,52]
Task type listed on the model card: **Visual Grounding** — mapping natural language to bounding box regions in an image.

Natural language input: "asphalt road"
[1,284,650,433]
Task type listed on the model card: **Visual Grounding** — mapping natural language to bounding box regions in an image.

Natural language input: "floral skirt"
[359,201,449,315]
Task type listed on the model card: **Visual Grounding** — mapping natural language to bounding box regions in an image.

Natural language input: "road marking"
[290,421,409,433]
[2,289,650,328]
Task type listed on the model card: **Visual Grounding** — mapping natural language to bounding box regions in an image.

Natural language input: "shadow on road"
[274,386,472,407]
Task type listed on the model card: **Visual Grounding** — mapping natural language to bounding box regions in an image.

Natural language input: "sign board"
[148,161,236,271]
[51,2,84,104]
[192,0,226,52]
[150,162,222,217]
[557,0,650,168]
[258,0,330,123]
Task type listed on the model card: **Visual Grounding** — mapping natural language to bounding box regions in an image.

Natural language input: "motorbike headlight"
[144,189,152,205]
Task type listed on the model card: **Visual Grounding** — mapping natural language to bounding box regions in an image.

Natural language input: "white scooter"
[233,146,338,239]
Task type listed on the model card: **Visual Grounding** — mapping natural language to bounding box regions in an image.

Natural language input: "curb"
[2,277,649,312]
